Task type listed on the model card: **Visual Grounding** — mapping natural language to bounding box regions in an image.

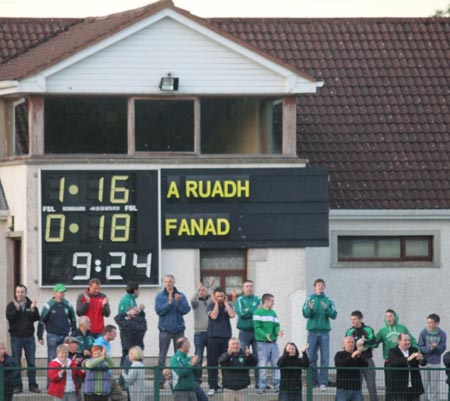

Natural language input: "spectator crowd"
[2,276,449,401]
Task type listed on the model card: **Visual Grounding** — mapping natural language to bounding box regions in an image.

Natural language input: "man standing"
[253,293,283,393]
[115,305,147,366]
[207,287,236,396]
[155,274,191,388]
[418,313,446,401]
[76,278,110,338]
[218,337,257,401]
[376,309,418,401]
[345,310,378,401]
[170,337,199,401]
[190,282,210,383]
[37,283,77,364]
[6,284,41,394]
[234,280,261,386]
[334,336,368,401]
[389,334,427,401]
[118,282,142,314]
[302,278,337,390]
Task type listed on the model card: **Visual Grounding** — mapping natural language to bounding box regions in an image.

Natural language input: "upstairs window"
[134,99,194,152]
[201,98,282,154]
[8,98,29,156]
[44,96,127,154]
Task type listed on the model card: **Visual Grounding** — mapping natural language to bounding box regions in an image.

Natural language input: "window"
[44,96,127,154]
[135,99,194,152]
[39,95,288,156]
[201,98,282,154]
[8,98,29,156]
[338,236,433,262]
[200,249,246,297]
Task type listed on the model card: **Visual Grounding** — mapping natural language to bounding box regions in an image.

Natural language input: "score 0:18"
[44,213,131,242]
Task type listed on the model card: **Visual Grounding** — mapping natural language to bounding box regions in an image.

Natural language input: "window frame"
[200,249,247,298]
[330,230,440,268]
[6,97,29,158]
[9,94,297,159]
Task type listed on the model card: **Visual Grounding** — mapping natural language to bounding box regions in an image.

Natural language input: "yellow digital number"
[111,214,130,242]
[58,177,65,203]
[45,214,65,242]
[110,176,129,204]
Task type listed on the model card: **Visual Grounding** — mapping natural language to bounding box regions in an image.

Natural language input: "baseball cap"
[64,336,80,344]
[53,283,67,292]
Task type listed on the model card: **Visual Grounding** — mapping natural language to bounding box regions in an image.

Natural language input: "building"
[0,0,449,362]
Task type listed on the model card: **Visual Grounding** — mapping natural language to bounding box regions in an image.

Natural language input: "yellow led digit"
[110,175,129,204]
[98,177,104,202]
[98,215,105,240]
[45,214,65,242]
[110,213,130,242]
[58,177,65,203]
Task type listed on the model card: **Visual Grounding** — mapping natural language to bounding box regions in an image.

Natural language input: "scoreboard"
[40,170,160,287]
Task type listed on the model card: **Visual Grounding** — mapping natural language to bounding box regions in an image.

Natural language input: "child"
[121,346,145,401]
[83,345,114,401]
[0,341,17,401]
[277,343,309,401]
[48,344,84,401]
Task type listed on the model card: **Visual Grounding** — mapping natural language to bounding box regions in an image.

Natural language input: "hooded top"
[375,309,417,360]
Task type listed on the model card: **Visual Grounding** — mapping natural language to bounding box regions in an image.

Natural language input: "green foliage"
[433,4,450,16]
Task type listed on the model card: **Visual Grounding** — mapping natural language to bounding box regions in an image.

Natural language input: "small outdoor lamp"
[159,73,179,91]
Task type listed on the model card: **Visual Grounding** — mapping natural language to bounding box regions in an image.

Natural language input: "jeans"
[193,332,207,383]
[307,331,330,386]
[421,364,440,401]
[158,330,184,384]
[257,342,280,390]
[363,357,379,401]
[239,330,259,385]
[11,335,38,390]
[335,389,363,401]
[47,333,66,364]
[279,390,302,401]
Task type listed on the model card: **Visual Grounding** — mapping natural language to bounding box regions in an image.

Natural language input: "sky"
[1,0,449,18]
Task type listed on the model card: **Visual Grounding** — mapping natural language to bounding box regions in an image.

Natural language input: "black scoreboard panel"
[40,170,160,287]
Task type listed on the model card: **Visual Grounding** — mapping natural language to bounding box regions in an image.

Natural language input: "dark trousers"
[194,332,208,383]
[207,337,229,390]
[11,335,38,390]
[239,330,259,385]
[384,361,393,401]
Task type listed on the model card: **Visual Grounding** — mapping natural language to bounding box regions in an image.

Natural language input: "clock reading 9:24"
[40,170,160,287]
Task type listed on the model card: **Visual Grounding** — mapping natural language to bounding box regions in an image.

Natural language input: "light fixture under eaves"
[159,73,179,91]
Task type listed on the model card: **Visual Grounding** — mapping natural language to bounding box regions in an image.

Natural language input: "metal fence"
[1,365,449,401]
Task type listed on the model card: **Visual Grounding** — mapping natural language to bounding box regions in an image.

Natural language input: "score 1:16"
[58,175,131,203]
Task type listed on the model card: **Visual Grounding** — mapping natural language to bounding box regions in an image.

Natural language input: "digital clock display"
[40,170,160,287]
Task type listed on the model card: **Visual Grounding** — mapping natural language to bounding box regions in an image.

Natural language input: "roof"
[211,18,450,209]
[0,0,315,84]
[0,6,449,209]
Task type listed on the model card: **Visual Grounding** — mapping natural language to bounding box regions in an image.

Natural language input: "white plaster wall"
[249,248,308,350]
[305,216,450,369]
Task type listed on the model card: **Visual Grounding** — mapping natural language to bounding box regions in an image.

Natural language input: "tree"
[433,4,450,16]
